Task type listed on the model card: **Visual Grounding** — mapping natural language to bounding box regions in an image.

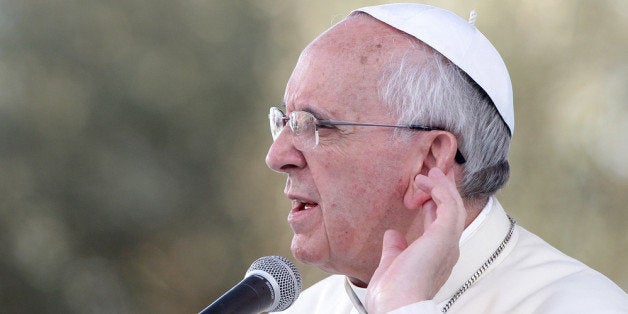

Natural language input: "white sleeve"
[388,300,440,313]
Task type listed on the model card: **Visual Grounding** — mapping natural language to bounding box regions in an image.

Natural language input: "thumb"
[367,229,409,311]
[376,230,408,275]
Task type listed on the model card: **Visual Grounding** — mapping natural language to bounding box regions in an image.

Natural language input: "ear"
[403,132,459,209]
[421,131,459,173]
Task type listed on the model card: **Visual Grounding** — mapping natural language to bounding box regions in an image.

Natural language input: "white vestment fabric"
[276,198,628,313]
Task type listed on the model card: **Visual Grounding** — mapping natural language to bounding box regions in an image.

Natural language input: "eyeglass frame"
[268,106,466,164]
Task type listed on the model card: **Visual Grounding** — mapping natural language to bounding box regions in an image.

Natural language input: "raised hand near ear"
[365,167,467,313]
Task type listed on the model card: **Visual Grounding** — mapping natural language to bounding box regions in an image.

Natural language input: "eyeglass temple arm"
[318,121,438,130]
[317,121,466,164]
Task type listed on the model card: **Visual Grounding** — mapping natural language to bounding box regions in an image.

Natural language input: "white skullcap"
[354,3,515,135]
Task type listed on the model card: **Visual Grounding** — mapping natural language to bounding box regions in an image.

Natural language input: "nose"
[266,127,306,173]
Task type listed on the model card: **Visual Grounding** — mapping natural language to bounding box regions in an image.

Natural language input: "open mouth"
[288,198,320,227]
[293,200,318,212]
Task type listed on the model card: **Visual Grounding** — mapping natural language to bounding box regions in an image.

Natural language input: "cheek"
[318,171,405,248]
[314,146,409,216]
[308,143,412,243]
[320,210,364,261]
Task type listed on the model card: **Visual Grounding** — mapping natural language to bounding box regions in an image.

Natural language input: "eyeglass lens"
[269,107,284,140]
[268,107,319,150]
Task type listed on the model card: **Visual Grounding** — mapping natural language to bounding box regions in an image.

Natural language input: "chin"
[291,240,329,268]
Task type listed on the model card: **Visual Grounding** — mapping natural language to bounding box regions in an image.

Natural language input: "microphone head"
[246,255,302,311]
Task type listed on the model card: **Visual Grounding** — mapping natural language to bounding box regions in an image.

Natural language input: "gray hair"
[379,42,511,199]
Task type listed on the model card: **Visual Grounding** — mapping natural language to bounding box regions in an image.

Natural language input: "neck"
[462,196,489,228]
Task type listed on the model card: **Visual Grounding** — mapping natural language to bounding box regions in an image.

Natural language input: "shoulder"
[493,225,628,312]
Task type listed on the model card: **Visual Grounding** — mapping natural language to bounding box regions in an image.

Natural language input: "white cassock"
[275,198,628,313]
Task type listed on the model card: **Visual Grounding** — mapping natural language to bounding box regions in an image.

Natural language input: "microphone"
[199,255,302,314]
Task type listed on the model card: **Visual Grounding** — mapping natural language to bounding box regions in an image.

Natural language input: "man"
[266,3,627,313]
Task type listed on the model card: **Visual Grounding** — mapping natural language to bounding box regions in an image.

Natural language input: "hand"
[365,167,467,313]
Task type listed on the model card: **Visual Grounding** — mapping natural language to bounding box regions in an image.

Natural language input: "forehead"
[284,15,418,119]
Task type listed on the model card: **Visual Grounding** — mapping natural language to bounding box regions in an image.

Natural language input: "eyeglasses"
[268,106,466,163]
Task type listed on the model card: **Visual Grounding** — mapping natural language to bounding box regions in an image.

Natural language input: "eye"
[289,111,317,135]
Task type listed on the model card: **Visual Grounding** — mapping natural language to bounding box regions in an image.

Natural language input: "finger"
[414,168,457,201]
[414,173,435,196]
[422,199,437,232]
[427,168,459,202]
[414,170,458,233]
[421,168,466,235]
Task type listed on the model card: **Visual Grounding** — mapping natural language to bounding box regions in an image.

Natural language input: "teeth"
[293,199,317,211]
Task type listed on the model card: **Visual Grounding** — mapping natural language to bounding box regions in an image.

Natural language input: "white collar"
[459,197,492,244]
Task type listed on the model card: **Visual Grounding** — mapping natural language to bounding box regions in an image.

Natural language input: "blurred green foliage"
[0,1,625,313]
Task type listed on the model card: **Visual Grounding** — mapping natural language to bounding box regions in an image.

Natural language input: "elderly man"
[265,3,627,313]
